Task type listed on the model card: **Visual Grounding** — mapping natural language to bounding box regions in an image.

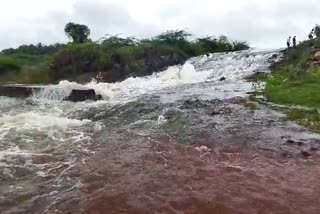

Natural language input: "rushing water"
[1,49,320,214]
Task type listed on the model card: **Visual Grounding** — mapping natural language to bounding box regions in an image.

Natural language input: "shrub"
[0,56,21,74]
[233,41,250,51]
[1,27,251,83]
[100,35,139,50]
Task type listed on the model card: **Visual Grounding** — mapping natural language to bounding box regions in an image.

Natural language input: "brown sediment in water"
[52,136,320,214]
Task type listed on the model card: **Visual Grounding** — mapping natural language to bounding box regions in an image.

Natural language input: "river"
[1,49,320,213]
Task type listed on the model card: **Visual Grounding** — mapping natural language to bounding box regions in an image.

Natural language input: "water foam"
[51,50,278,102]
[0,112,90,130]
[85,62,212,102]
[0,49,280,146]
[27,49,279,104]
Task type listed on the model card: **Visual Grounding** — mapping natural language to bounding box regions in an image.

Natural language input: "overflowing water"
[1,49,320,214]
[1,50,276,163]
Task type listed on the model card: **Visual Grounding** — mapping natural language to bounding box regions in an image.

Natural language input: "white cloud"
[0,0,319,50]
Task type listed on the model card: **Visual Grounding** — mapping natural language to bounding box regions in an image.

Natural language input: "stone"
[281,152,292,158]
[286,139,296,144]
[196,146,211,153]
[301,151,311,158]
[268,54,279,63]
[309,50,320,65]
[313,51,320,61]
[297,142,305,146]
[0,85,41,98]
[210,111,221,116]
[64,89,98,102]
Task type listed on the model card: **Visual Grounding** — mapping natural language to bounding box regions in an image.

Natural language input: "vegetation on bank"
[0,23,249,84]
[257,29,320,132]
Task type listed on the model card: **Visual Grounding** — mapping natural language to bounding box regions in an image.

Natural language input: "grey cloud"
[0,0,159,50]
[156,0,320,48]
[1,0,320,50]
[70,1,160,39]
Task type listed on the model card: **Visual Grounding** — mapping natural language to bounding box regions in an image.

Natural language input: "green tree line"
[0,23,250,84]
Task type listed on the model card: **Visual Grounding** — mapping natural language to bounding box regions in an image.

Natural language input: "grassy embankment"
[257,37,320,132]
[0,31,249,84]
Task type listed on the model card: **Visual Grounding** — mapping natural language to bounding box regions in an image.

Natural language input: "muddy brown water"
[1,98,320,214]
[62,139,320,214]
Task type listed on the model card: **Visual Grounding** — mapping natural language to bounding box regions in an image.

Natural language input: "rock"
[311,47,320,54]
[309,51,320,66]
[196,146,211,153]
[0,85,42,98]
[281,152,292,158]
[286,139,296,144]
[285,139,305,146]
[210,111,221,116]
[219,77,226,81]
[301,151,311,158]
[297,142,305,146]
[313,51,320,61]
[64,89,99,102]
[267,54,279,63]
[310,147,319,151]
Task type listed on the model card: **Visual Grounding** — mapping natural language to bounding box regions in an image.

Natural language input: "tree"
[64,22,91,43]
[100,35,138,49]
[154,30,192,45]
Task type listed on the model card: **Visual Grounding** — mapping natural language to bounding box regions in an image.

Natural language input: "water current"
[1,49,320,214]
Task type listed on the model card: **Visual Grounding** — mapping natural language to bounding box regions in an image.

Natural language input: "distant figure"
[287,36,291,48]
[309,29,314,40]
[293,36,297,47]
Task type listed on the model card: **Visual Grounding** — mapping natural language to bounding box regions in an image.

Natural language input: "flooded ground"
[1,50,320,213]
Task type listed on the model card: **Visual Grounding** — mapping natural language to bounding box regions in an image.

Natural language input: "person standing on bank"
[309,29,314,40]
[287,36,291,49]
[293,36,297,47]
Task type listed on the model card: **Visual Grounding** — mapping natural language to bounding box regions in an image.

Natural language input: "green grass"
[264,66,320,107]
[287,108,320,132]
[258,37,320,132]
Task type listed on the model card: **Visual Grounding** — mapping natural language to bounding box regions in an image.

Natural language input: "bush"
[0,56,21,74]
[1,43,65,55]
[51,43,112,81]
[100,35,139,50]
[233,41,250,51]
[1,28,251,83]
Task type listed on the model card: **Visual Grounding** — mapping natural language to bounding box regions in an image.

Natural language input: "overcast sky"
[1,0,319,50]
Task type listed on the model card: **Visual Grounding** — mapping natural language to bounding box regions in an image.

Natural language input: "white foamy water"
[30,49,279,103]
[0,112,90,130]
[0,49,280,176]
[0,49,280,145]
